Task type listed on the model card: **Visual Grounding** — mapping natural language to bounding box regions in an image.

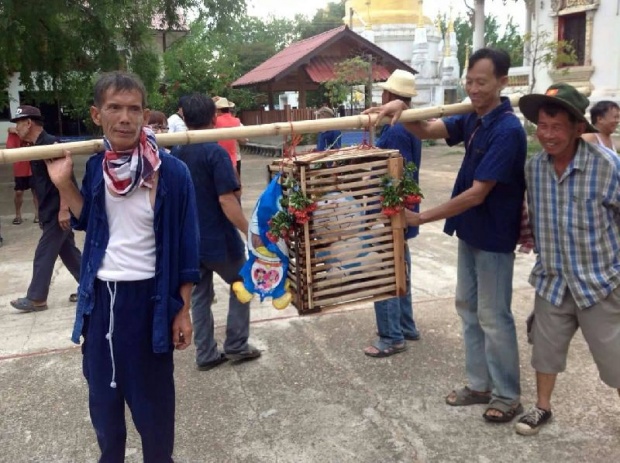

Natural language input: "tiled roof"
[305,56,392,83]
[232,26,348,87]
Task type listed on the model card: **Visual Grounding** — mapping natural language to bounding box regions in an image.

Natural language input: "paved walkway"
[0,146,618,462]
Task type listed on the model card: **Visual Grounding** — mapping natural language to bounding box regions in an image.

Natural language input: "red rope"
[359,114,374,149]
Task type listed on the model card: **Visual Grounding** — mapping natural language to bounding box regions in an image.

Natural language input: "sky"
[247,0,527,32]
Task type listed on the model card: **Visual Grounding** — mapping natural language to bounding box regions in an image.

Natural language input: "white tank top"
[97,187,156,281]
[595,133,618,153]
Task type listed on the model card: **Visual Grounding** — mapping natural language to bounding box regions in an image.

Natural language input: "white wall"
[0,73,24,145]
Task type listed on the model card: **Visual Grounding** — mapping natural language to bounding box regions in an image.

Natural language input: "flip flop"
[483,400,524,423]
[10,297,48,312]
[445,386,491,406]
[12,217,22,225]
[364,340,407,358]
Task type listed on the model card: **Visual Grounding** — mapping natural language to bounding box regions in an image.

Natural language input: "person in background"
[214,96,247,178]
[365,48,526,424]
[174,93,261,372]
[167,96,188,133]
[582,100,619,154]
[315,106,342,151]
[362,69,421,358]
[148,111,169,134]
[44,71,200,461]
[9,105,81,312]
[6,128,39,226]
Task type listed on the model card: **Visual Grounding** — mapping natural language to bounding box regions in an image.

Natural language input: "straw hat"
[315,106,335,118]
[378,70,417,98]
[519,83,597,133]
[215,97,235,109]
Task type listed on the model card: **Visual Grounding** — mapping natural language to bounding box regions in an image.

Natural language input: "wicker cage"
[267,147,407,315]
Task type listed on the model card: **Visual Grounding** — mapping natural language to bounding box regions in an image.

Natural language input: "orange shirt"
[7,133,32,177]
[215,113,241,166]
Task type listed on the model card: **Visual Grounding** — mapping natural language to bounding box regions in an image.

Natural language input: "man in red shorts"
[7,128,39,225]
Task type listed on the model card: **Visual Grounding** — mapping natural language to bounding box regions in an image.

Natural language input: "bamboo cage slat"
[313,275,396,297]
[312,268,396,289]
[314,285,397,307]
[0,96,525,164]
[310,251,395,274]
[311,242,395,266]
[311,232,392,251]
[305,168,388,185]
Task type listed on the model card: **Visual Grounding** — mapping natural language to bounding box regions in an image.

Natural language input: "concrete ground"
[0,141,619,462]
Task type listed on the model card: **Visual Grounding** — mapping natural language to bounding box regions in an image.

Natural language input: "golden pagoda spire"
[444,2,454,57]
[463,43,471,72]
[417,0,425,27]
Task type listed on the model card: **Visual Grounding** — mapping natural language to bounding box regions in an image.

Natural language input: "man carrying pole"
[366,48,527,423]
[44,71,200,462]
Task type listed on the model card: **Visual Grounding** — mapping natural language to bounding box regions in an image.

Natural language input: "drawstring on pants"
[106,281,118,389]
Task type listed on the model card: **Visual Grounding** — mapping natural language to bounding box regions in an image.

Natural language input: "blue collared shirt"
[376,123,422,240]
[71,151,200,353]
[442,97,527,253]
[173,142,245,263]
[526,139,620,309]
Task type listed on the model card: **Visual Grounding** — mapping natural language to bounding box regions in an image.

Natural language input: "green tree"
[450,14,524,71]
[295,1,346,39]
[0,1,246,117]
[324,56,372,107]
[162,14,299,113]
[522,29,577,94]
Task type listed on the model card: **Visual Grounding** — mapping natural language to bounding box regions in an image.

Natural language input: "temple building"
[529,0,620,104]
[345,0,460,106]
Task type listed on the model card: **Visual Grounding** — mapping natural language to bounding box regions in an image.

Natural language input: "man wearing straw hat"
[9,105,82,312]
[214,96,246,175]
[514,83,620,435]
[363,69,422,358]
[44,71,200,461]
[366,48,526,423]
[315,105,342,151]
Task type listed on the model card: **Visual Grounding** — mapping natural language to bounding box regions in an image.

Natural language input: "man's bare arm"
[405,180,496,226]
[219,192,249,237]
[45,150,84,218]
[363,100,449,139]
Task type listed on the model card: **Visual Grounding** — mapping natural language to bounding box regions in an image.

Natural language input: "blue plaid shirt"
[526,139,620,309]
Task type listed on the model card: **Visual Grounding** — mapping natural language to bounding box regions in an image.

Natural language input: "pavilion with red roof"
[232,26,416,109]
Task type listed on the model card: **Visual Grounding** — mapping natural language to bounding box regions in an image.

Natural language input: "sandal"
[12,217,22,225]
[364,340,407,358]
[10,297,48,312]
[69,293,78,303]
[483,400,524,423]
[196,353,229,371]
[445,386,491,406]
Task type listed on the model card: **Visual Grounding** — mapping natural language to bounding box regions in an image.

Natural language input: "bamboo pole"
[0,94,524,165]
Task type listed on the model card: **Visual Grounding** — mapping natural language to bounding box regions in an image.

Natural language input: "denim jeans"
[374,244,420,345]
[192,256,251,366]
[455,240,521,404]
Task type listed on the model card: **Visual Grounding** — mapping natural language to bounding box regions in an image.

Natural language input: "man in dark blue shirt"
[366,48,526,423]
[174,93,261,371]
[315,106,342,151]
[362,69,422,359]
